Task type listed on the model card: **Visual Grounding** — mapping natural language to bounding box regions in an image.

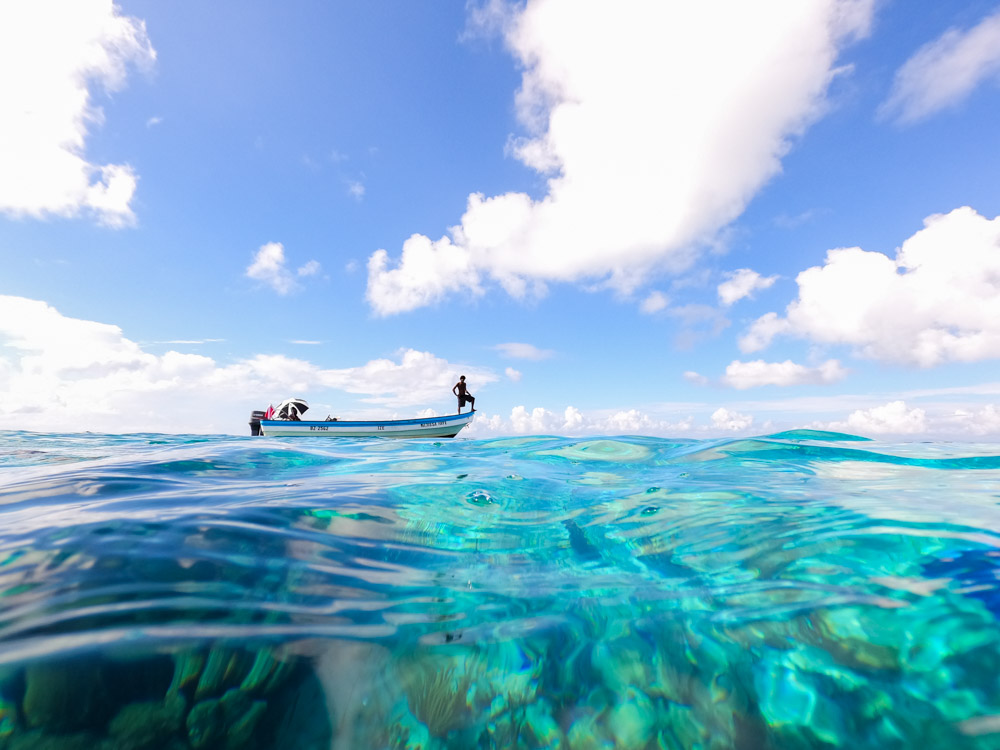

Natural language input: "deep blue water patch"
[1,430,1000,747]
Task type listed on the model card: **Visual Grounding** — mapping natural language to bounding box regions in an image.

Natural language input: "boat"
[248,398,475,438]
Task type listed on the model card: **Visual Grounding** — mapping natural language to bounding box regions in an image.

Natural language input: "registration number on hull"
[304,420,455,432]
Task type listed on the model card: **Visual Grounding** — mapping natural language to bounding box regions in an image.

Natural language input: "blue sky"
[3,0,1000,438]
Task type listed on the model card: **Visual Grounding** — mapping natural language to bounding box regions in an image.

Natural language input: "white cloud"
[0,295,494,432]
[462,0,518,41]
[505,367,522,382]
[509,406,562,434]
[742,207,1000,366]
[684,371,709,386]
[246,242,321,295]
[880,8,1000,124]
[601,409,692,435]
[711,407,754,431]
[721,358,847,389]
[751,395,1000,437]
[366,235,482,315]
[718,268,778,306]
[943,404,1000,436]
[739,311,790,353]
[313,350,497,408]
[152,339,224,345]
[640,291,670,315]
[14,299,1000,439]
[146,116,163,128]
[347,180,365,199]
[0,0,155,227]
[297,260,322,277]
[843,400,928,435]
[493,342,554,360]
[367,0,874,315]
[247,243,296,294]
[485,405,695,436]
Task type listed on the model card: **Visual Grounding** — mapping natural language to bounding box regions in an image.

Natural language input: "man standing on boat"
[453,375,475,413]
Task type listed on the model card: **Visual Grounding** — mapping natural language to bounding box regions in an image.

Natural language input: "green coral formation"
[108,692,186,750]
[0,645,307,750]
[22,661,109,732]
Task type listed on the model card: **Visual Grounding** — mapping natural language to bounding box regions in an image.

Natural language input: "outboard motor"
[249,410,266,436]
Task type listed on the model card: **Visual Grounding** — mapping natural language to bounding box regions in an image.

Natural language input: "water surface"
[2,430,1000,748]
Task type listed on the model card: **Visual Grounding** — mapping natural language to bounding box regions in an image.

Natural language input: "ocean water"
[2,431,1000,749]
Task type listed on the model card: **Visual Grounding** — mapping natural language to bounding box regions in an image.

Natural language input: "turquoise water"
[2,431,1000,748]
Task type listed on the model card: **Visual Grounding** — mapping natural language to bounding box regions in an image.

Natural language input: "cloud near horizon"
[880,7,1000,124]
[741,207,1000,366]
[469,405,698,437]
[367,0,874,315]
[7,293,1000,438]
[826,400,928,435]
[0,0,155,227]
[0,295,493,433]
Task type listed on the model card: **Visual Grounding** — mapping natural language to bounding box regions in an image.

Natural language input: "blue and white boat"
[249,398,475,438]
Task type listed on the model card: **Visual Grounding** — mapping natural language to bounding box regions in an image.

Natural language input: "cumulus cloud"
[0,0,155,226]
[493,342,555,360]
[0,295,493,432]
[843,400,928,435]
[718,268,778,306]
[246,242,321,295]
[721,358,847,389]
[367,0,874,315]
[367,234,483,315]
[741,207,1000,366]
[880,8,1000,124]
[509,406,567,434]
[711,407,754,431]
[505,367,522,382]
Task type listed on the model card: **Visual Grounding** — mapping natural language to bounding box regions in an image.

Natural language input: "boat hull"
[258,411,475,438]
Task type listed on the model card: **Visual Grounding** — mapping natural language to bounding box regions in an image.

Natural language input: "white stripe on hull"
[259,413,474,438]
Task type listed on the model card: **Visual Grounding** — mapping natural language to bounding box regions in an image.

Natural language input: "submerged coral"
[404,662,473,737]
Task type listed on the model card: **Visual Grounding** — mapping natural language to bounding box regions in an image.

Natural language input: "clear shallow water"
[2,431,1000,748]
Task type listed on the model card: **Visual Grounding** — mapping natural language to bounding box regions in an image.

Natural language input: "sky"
[3,0,1000,439]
